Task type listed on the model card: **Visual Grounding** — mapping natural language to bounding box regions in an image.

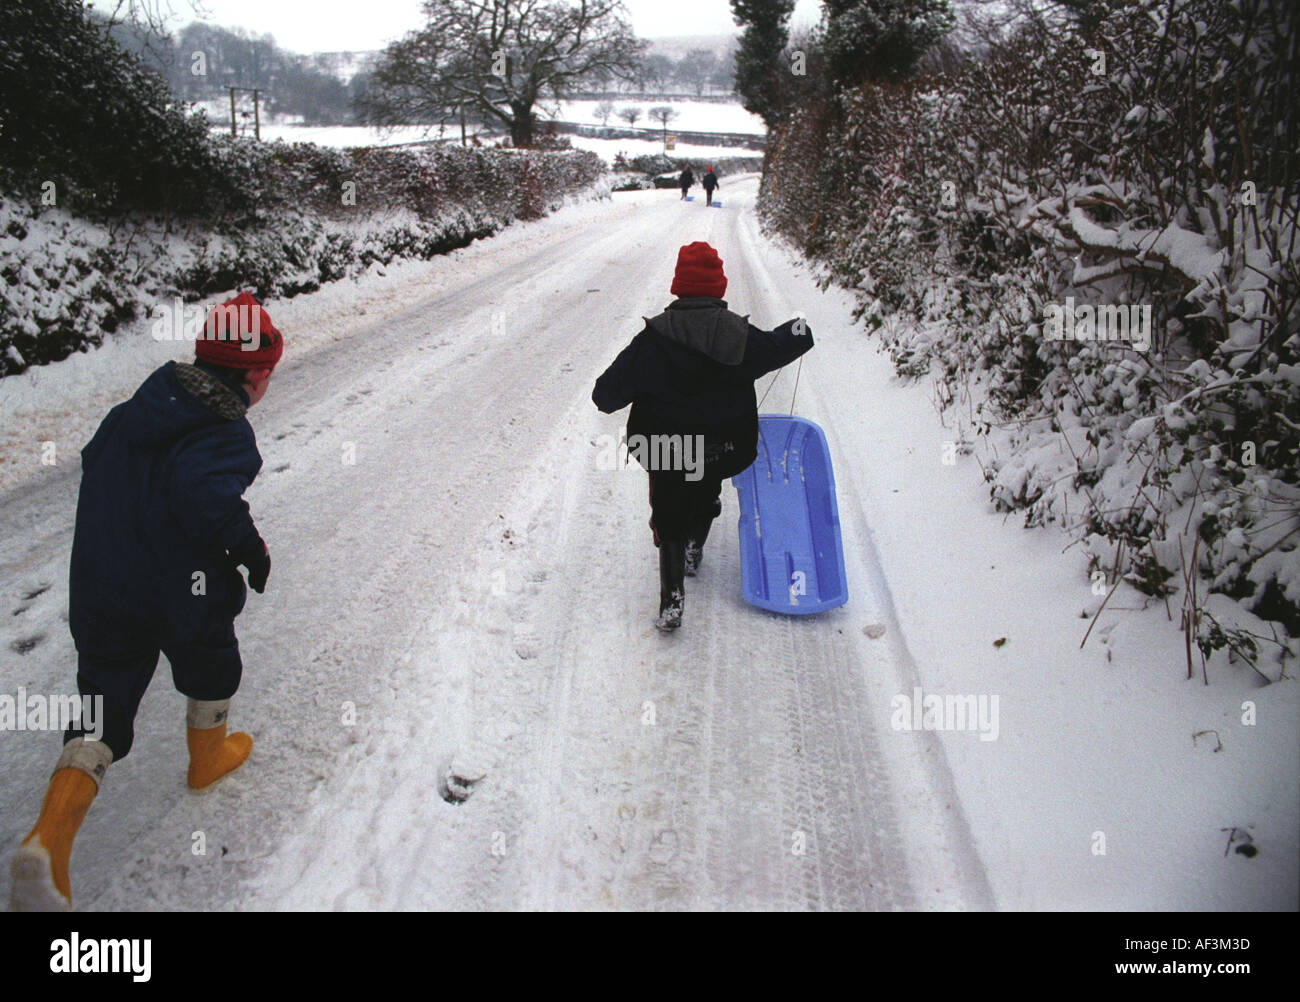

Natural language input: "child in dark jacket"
[9,291,282,911]
[593,241,813,630]
[701,167,720,204]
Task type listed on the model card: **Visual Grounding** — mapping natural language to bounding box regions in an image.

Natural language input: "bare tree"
[594,100,615,126]
[96,0,206,34]
[364,0,648,148]
[91,0,207,70]
[617,104,642,128]
[677,48,717,97]
[360,30,470,133]
[647,104,678,147]
[638,53,675,94]
[709,49,737,93]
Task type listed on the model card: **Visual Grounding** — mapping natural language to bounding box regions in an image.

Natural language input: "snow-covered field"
[0,177,1293,910]
[201,96,765,162]
[543,98,765,135]
[568,134,761,164]
[199,97,763,138]
[211,121,761,164]
[244,123,761,164]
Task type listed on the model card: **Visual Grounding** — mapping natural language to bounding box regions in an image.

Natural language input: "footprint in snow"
[11,635,45,655]
[648,829,679,866]
[438,753,488,805]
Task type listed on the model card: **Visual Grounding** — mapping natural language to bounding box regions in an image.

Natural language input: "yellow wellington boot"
[9,738,112,912]
[186,698,252,789]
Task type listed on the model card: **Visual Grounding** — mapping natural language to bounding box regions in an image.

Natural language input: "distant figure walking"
[679,165,695,199]
[701,167,719,205]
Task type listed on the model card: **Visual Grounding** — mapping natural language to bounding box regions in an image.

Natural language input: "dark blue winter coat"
[592,297,813,478]
[69,361,264,649]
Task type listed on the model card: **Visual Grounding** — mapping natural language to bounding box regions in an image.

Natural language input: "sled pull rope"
[788,354,803,416]
[757,317,807,414]
[756,354,805,414]
[757,367,781,410]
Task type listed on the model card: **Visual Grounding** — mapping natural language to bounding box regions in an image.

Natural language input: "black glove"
[230,532,270,594]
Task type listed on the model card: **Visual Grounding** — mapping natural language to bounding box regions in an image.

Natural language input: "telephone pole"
[227,86,262,141]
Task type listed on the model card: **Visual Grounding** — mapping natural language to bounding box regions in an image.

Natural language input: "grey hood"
[644,297,751,366]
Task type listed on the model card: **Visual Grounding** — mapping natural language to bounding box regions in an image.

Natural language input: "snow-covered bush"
[0,201,138,369]
[1,141,606,375]
[0,1,608,374]
[0,0,221,218]
[762,0,1299,675]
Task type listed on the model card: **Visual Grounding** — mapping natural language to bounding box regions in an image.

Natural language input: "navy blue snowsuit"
[592,297,813,542]
[66,361,264,760]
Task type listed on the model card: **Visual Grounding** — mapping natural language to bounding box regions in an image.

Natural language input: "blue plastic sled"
[709,200,722,207]
[684,195,695,201]
[731,415,848,615]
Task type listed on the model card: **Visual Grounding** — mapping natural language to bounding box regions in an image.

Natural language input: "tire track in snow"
[731,186,996,910]
[232,191,681,910]
[459,185,934,910]
[368,178,964,911]
[0,187,676,910]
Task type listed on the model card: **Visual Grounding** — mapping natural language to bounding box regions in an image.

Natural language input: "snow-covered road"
[0,176,994,910]
[6,175,1294,912]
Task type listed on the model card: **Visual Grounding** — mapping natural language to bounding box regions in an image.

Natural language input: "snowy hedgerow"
[1,141,606,376]
[1,2,608,374]
[0,200,138,371]
[0,0,219,218]
[762,0,1299,674]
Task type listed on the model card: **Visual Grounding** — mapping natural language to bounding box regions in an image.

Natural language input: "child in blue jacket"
[10,291,282,911]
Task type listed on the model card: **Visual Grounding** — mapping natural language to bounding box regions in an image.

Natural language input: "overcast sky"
[92,0,825,53]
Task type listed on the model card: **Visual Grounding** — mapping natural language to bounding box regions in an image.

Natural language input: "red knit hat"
[196,291,284,370]
[670,241,727,299]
